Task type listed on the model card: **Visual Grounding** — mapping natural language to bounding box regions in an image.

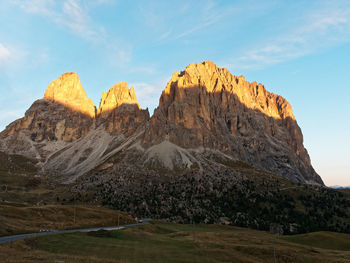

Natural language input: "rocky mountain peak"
[96,81,149,135]
[143,61,322,184]
[44,72,96,118]
[97,81,140,118]
[163,61,294,121]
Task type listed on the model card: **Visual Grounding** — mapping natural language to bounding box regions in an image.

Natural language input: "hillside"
[74,156,350,234]
[1,221,350,263]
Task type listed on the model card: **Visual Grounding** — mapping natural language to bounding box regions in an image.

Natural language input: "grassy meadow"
[0,202,134,237]
[1,221,350,263]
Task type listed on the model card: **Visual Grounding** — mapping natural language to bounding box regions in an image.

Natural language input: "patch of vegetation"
[84,160,350,235]
[87,229,114,238]
[1,221,350,263]
[281,231,350,251]
[0,202,134,237]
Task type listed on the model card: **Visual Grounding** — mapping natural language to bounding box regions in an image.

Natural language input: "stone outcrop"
[142,61,322,184]
[97,81,149,135]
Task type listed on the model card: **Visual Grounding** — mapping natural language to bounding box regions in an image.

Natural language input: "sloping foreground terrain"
[1,149,348,235]
[78,157,350,234]
[0,151,134,237]
[0,202,133,237]
[1,221,350,263]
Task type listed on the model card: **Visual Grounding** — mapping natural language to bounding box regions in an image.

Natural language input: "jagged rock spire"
[44,72,96,118]
[97,81,139,118]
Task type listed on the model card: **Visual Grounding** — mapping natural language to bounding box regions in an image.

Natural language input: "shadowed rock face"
[142,61,322,184]
[0,61,323,185]
[0,99,94,143]
[97,81,149,135]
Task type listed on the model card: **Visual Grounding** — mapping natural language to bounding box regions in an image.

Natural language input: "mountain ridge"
[0,61,323,185]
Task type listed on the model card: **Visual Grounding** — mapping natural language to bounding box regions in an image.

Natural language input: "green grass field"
[0,202,134,237]
[1,221,350,263]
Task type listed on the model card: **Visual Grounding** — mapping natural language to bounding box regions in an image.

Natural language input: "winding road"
[0,218,151,245]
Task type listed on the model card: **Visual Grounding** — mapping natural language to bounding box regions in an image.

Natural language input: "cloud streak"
[12,0,106,41]
[227,3,350,70]
[0,43,27,68]
[0,43,11,64]
[174,1,233,40]
[11,0,132,65]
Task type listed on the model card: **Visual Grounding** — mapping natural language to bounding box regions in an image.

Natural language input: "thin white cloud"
[138,0,238,42]
[0,43,27,68]
[12,0,106,41]
[0,109,26,132]
[12,0,131,65]
[175,1,235,40]
[12,0,55,16]
[157,30,172,41]
[227,4,350,70]
[0,43,11,64]
[132,78,168,114]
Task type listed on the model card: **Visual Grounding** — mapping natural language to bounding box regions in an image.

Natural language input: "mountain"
[1,61,350,235]
[142,61,321,184]
[330,186,350,189]
[0,61,322,185]
[0,73,95,161]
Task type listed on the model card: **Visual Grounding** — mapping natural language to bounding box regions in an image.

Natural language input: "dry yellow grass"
[0,202,134,237]
[1,221,350,263]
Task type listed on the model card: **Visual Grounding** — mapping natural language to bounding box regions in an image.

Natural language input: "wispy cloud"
[12,0,106,41]
[0,109,25,131]
[0,43,11,64]
[132,78,168,113]
[174,1,233,40]
[138,0,237,42]
[0,43,27,68]
[12,0,131,65]
[227,3,350,70]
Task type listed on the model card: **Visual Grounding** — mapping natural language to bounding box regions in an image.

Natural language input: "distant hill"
[330,186,350,189]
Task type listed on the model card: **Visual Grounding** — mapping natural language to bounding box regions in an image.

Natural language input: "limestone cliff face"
[142,61,322,184]
[97,81,138,117]
[97,81,149,135]
[44,72,96,118]
[0,73,96,161]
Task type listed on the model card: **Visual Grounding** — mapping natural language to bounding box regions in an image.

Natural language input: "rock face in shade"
[142,61,322,184]
[97,81,149,135]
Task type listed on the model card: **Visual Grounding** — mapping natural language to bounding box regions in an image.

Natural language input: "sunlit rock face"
[0,73,96,161]
[1,72,96,143]
[97,81,149,135]
[143,61,322,184]
[44,72,96,118]
[97,81,138,117]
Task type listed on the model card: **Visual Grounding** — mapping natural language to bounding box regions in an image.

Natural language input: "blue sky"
[0,0,349,186]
